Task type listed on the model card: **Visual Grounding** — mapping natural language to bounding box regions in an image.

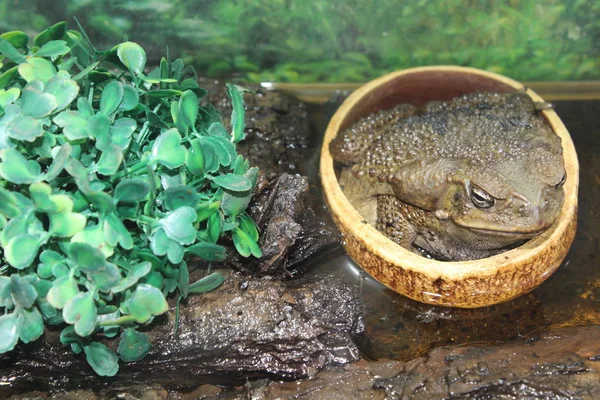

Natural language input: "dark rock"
[230,173,339,276]
[0,274,363,396]
[162,325,600,399]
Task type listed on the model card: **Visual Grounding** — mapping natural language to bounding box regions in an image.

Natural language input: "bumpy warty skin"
[330,92,566,261]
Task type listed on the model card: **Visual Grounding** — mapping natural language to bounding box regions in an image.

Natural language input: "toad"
[330,92,566,261]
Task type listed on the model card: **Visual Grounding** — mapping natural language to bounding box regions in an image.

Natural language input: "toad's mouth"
[467,226,548,238]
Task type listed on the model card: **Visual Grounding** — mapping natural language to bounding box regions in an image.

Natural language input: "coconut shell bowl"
[320,66,579,308]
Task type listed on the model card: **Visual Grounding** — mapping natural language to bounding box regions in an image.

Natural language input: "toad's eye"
[554,173,567,188]
[470,186,495,209]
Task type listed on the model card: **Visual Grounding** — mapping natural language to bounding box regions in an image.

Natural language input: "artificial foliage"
[0,21,261,376]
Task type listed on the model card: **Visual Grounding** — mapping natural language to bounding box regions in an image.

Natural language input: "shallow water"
[308,99,600,361]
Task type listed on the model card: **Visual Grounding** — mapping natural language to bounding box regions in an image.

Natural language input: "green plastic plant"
[0,21,261,376]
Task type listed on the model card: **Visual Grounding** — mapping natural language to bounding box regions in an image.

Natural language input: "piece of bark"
[228,173,339,276]
[14,325,600,399]
[171,325,600,399]
[0,273,363,396]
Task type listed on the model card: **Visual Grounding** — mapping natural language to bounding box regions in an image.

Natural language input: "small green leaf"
[118,328,151,362]
[44,72,80,111]
[0,30,28,49]
[47,275,79,309]
[126,284,168,323]
[84,342,119,377]
[103,212,133,249]
[68,242,106,273]
[10,274,38,308]
[188,272,226,294]
[0,87,20,108]
[0,276,13,308]
[164,185,199,210]
[0,37,26,64]
[0,67,18,90]
[178,261,189,298]
[179,90,198,129]
[167,241,184,264]
[221,167,258,217]
[0,148,42,184]
[151,128,186,169]
[49,208,86,237]
[71,223,114,258]
[117,42,146,75]
[207,212,222,243]
[150,228,170,256]
[72,61,100,81]
[160,206,197,245]
[17,306,44,343]
[114,178,150,203]
[44,143,72,181]
[146,89,183,98]
[100,81,124,115]
[20,81,57,118]
[90,263,121,291]
[110,118,137,150]
[63,291,97,337]
[199,137,218,173]
[7,116,45,142]
[54,111,89,141]
[59,325,79,345]
[1,215,31,248]
[97,144,123,176]
[87,113,110,144]
[65,28,93,58]
[18,58,57,83]
[35,40,70,57]
[233,227,262,258]
[142,271,164,289]
[226,83,249,143]
[195,201,220,222]
[77,97,94,119]
[170,100,187,134]
[0,313,19,353]
[33,21,67,47]
[119,85,139,111]
[5,234,44,269]
[207,121,229,138]
[111,262,151,293]
[239,214,259,242]
[38,250,65,279]
[186,242,227,261]
[205,136,232,167]
[186,138,204,176]
[212,173,252,192]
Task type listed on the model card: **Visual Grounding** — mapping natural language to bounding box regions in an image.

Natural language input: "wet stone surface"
[177,325,600,399]
[1,273,364,396]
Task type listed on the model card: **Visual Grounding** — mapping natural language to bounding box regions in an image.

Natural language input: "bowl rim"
[320,66,579,282]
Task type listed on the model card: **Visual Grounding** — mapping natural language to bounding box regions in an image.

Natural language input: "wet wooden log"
[0,274,364,395]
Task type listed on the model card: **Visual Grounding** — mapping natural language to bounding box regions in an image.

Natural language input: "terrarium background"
[1,0,598,83]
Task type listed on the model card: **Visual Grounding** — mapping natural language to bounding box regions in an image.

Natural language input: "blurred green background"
[1,0,598,83]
